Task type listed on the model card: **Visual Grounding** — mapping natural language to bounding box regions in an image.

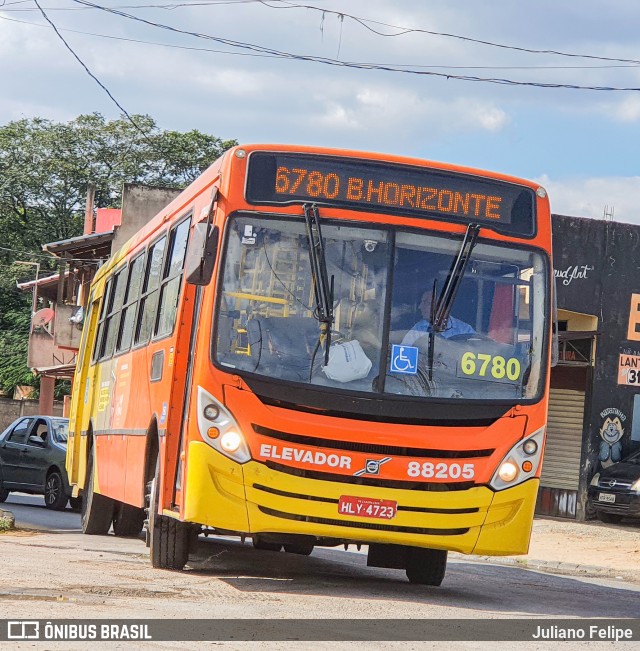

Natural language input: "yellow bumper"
[184,441,538,556]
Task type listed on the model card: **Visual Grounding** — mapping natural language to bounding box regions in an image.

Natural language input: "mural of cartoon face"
[599,416,624,467]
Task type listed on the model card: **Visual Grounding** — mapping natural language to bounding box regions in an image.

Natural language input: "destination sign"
[245,152,536,235]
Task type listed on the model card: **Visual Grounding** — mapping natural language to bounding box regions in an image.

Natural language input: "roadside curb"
[465,554,634,582]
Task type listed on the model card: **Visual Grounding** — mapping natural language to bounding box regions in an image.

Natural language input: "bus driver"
[402,288,475,346]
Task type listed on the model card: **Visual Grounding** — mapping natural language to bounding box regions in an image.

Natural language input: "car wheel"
[44,471,69,511]
[81,445,115,535]
[405,547,447,586]
[0,488,9,503]
[596,510,623,524]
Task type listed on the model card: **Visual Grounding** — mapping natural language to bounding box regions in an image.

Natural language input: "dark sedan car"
[0,415,75,510]
[588,449,640,524]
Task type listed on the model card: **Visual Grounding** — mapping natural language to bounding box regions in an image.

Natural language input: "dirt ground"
[466,515,640,581]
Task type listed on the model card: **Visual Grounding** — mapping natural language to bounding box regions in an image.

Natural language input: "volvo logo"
[354,457,392,477]
[606,479,617,488]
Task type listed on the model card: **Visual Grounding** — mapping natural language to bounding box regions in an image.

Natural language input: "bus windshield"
[215,213,547,401]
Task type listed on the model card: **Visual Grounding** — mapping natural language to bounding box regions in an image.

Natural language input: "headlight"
[489,427,545,491]
[631,478,640,494]
[196,386,251,463]
[590,472,601,487]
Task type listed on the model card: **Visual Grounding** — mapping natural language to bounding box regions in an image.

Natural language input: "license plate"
[598,492,616,503]
[338,495,397,520]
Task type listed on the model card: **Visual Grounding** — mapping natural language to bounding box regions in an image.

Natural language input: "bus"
[66,144,554,586]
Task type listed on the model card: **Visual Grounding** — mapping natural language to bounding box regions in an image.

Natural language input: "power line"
[4,13,638,71]
[18,0,640,67]
[69,0,640,91]
[32,0,158,144]
[5,12,638,70]
[256,1,640,67]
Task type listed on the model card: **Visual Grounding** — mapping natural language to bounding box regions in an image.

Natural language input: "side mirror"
[185,222,219,286]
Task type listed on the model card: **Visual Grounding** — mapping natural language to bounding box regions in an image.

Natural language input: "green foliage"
[0,265,35,395]
[0,113,236,395]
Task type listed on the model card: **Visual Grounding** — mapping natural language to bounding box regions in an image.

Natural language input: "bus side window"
[102,267,127,358]
[92,280,113,362]
[135,235,167,346]
[155,216,191,338]
[116,252,145,353]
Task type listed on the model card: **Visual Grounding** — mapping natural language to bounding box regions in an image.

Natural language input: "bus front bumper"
[184,441,538,556]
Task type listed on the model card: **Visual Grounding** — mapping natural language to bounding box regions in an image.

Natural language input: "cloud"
[536,175,640,224]
[609,96,640,123]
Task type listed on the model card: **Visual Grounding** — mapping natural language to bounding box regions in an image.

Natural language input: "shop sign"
[618,353,640,385]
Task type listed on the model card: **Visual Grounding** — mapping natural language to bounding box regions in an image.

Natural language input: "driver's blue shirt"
[402,317,475,346]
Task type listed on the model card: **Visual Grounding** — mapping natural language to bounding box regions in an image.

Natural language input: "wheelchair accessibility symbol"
[390,345,418,375]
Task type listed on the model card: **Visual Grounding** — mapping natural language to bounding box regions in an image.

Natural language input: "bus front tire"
[148,458,191,570]
[81,446,115,535]
[405,548,447,586]
[113,502,145,537]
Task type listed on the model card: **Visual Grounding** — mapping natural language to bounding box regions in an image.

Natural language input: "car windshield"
[214,213,548,402]
[51,419,69,443]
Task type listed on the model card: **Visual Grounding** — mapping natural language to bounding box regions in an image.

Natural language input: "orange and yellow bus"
[67,144,553,585]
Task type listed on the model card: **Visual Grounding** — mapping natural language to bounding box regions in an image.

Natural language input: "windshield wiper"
[303,203,335,365]
[424,223,480,383]
[433,223,480,332]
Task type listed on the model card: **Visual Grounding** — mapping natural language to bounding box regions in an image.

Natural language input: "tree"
[0,113,236,396]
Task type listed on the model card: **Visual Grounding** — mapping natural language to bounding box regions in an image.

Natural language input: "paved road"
[2,492,81,531]
[1,495,639,648]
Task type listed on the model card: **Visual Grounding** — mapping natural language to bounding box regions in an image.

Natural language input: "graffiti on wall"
[554,265,593,286]
[598,407,626,468]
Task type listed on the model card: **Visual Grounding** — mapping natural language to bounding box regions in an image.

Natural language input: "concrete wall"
[112,183,182,254]
[0,397,64,432]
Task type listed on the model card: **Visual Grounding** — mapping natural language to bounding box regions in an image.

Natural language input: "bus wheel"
[69,497,82,512]
[253,536,282,552]
[147,458,191,570]
[283,541,315,556]
[81,445,115,535]
[405,548,447,586]
[113,502,145,537]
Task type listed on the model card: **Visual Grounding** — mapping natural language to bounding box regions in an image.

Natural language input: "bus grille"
[258,505,469,536]
[253,483,479,514]
[263,460,475,491]
[252,424,494,459]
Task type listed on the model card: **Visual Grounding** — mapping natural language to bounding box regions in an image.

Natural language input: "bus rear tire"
[405,548,447,586]
[81,445,115,535]
[148,458,191,570]
[113,502,145,537]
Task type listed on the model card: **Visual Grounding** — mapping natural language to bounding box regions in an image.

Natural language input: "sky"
[1,0,639,223]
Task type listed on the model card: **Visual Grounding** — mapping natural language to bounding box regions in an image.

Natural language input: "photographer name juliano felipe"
[533,624,633,641]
